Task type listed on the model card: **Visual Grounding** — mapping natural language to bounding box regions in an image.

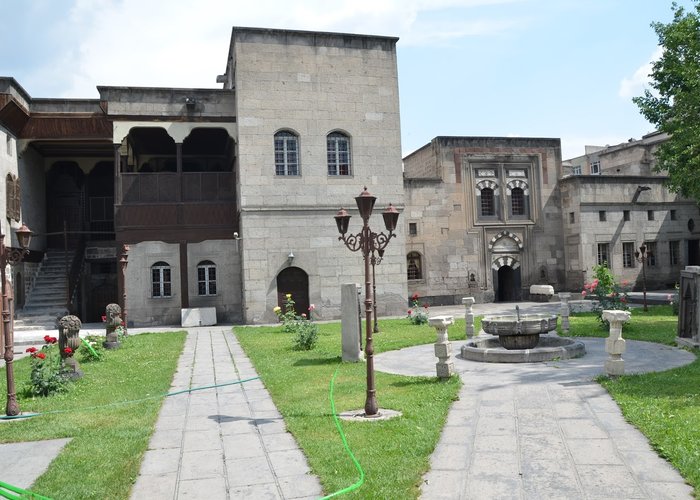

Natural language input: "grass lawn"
[0,331,186,500]
[560,304,678,345]
[565,305,699,497]
[235,318,464,499]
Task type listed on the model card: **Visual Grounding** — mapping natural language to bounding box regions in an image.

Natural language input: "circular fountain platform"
[460,336,586,363]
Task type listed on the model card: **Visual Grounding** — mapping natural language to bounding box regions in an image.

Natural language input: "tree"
[634,1,700,200]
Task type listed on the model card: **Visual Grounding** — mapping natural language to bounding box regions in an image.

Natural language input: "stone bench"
[181,307,217,327]
[529,285,554,302]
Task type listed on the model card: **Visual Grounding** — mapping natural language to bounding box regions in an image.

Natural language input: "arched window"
[511,187,525,216]
[197,260,217,296]
[327,132,351,176]
[480,187,495,216]
[407,252,422,280]
[151,262,172,298]
[274,131,299,176]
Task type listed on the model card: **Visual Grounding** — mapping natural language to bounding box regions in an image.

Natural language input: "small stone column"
[462,297,475,338]
[429,315,454,379]
[602,310,631,376]
[104,303,123,349]
[58,315,83,379]
[559,292,572,333]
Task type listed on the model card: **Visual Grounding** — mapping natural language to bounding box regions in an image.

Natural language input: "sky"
[2,0,695,159]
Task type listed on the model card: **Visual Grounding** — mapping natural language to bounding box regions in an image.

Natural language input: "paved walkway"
[130,326,322,499]
[375,303,696,499]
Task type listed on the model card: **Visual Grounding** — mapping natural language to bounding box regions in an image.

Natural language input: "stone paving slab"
[130,327,322,500]
[375,321,697,500]
[0,438,71,489]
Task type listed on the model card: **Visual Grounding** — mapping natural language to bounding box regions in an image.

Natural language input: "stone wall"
[231,28,406,323]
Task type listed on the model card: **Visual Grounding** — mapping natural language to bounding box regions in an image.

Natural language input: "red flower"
[35,352,46,360]
[25,346,37,353]
[411,293,419,301]
[422,303,429,309]
[121,321,125,326]
[407,309,413,315]
[64,347,73,356]
[101,315,107,322]
[44,336,57,344]
[43,335,51,342]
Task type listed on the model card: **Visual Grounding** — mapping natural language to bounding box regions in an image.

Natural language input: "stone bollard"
[104,303,123,349]
[559,292,572,333]
[429,315,454,379]
[462,297,475,338]
[602,310,631,376]
[58,315,83,379]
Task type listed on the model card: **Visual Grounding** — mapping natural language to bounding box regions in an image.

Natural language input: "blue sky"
[2,0,693,159]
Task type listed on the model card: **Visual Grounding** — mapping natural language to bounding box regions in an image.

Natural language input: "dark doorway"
[46,162,84,248]
[86,162,115,240]
[494,265,522,302]
[689,240,700,266]
[276,267,310,317]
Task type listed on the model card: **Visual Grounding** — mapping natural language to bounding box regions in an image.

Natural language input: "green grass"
[235,318,463,499]
[0,332,186,500]
[600,356,700,497]
[561,304,678,345]
[562,305,699,497]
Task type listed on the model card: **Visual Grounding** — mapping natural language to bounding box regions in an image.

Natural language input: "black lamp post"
[2,223,33,416]
[371,249,384,333]
[634,243,651,312]
[335,187,399,417]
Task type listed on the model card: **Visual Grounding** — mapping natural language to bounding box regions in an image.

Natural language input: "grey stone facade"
[403,137,565,305]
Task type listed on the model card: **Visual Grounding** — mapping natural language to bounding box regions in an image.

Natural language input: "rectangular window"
[6,136,12,157]
[274,132,299,176]
[623,242,635,268]
[197,264,217,296]
[590,161,600,175]
[670,241,680,266]
[152,266,172,298]
[670,209,677,220]
[327,133,351,176]
[569,212,575,224]
[599,210,606,222]
[645,242,657,267]
[572,165,581,175]
[480,188,495,216]
[408,222,417,236]
[597,243,610,267]
[647,210,654,221]
[623,210,630,221]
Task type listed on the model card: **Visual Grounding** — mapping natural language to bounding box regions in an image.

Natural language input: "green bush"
[583,264,630,325]
[24,337,71,397]
[407,292,430,325]
[291,319,319,350]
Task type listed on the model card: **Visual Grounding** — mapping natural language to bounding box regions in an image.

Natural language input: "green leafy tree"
[634,2,700,200]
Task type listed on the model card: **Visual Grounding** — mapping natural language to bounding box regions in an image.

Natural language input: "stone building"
[560,132,700,291]
[0,27,406,326]
[403,136,565,304]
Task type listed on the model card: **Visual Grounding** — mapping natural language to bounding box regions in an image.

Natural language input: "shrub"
[78,335,104,362]
[407,292,429,325]
[582,264,629,325]
[292,319,319,350]
[25,336,71,397]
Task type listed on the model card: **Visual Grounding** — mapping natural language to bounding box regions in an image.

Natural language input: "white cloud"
[619,46,663,99]
[29,0,525,97]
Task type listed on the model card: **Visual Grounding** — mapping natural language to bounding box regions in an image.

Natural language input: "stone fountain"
[461,305,586,363]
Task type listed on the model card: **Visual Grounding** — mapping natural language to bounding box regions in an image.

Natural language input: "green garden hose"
[0,480,52,500]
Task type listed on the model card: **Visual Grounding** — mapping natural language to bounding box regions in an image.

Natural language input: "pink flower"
[620,297,627,303]
[308,304,315,311]
[408,309,413,315]
[667,294,673,302]
[301,313,307,318]
[581,290,587,297]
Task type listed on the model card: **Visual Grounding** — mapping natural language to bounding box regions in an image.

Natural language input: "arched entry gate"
[488,231,524,302]
[276,267,310,316]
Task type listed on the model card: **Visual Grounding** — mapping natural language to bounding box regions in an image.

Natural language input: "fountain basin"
[460,336,586,363]
[480,313,558,349]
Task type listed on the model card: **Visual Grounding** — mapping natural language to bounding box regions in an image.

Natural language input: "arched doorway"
[495,265,522,301]
[276,267,310,317]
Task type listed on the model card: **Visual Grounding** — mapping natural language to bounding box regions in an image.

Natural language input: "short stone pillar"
[429,315,454,379]
[559,292,572,333]
[602,310,631,376]
[104,303,123,349]
[341,284,364,362]
[58,315,83,379]
[462,297,475,338]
